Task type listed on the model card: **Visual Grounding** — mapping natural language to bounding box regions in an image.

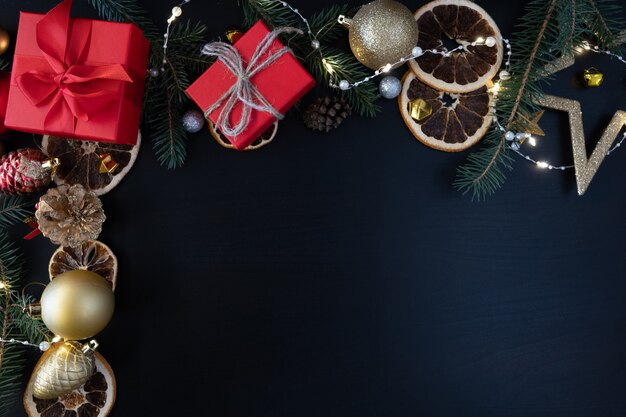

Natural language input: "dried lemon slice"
[49,240,118,292]
[24,352,116,417]
[41,132,141,196]
[409,0,503,93]
[399,71,493,152]
[208,121,278,151]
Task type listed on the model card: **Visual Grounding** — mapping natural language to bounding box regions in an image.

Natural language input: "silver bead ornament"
[182,110,206,133]
[379,76,402,99]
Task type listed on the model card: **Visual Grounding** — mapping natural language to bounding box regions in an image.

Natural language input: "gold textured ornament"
[339,0,419,70]
[408,98,433,122]
[225,26,243,44]
[98,153,119,174]
[535,95,626,195]
[0,27,9,56]
[582,67,604,87]
[31,341,97,400]
[41,270,115,341]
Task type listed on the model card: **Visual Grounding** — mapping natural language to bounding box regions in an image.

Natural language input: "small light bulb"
[322,59,334,74]
[0,282,5,289]
[52,335,62,343]
[382,64,392,73]
[475,37,485,44]
[537,161,549,169]
[529,137,537,147]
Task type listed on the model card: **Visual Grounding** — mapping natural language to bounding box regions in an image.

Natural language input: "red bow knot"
[15,0,133,133]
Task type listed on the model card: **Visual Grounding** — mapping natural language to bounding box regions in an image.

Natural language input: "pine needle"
[0,196,34,230]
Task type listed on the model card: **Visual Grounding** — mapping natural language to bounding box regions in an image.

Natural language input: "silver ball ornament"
[182,110,206,133]
[379,76,401,99]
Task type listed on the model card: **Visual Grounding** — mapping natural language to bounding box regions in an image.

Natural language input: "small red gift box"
[4,0,149,145]
[186,21,315,150]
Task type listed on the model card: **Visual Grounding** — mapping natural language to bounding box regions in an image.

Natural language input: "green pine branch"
[0,196,34,230]
[84,0,160,39]
[241,0,380,117]
[452,0,562,198]
[0,233,27,417]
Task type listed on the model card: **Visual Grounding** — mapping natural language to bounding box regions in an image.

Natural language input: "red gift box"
[4,0,149,145]
[186,21,315,150]
[0,72,10,135]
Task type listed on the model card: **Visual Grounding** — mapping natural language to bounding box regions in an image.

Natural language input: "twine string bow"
[201,27,302,137]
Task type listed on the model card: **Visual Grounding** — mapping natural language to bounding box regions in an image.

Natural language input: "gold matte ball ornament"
[341,0,419,70]
[41,270,115,341]
[0,27,9,56]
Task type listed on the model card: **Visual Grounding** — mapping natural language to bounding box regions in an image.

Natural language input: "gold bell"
[41,158,60,177]
[582,67,604,87]
[98,153,119,174]
[408,98,433,122]
[225,26,244,44]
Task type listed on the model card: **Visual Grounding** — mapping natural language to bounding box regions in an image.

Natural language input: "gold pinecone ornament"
[32,341,97,400]
[303,96,352,133]
[36,184,106,248]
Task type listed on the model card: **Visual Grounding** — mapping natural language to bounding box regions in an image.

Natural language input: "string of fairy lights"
[161,0,624,171]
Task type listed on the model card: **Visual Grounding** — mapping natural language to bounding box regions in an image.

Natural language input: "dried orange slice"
[208,121,278,151]
[41,132,141,196]
[24,352,116,417]
[49,240,118,292]
[409,0,503,93]
[399,71,493,152]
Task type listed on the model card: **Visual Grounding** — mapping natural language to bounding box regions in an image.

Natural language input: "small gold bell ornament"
[31,340,98,400]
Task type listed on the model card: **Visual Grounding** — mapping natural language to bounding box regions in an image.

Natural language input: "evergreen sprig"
[454,0,624,199]
[0,233,27,417]
[241,0,380,117]
[0,196,34,230]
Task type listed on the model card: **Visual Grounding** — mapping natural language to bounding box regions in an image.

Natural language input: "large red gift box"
[4,0,149,145]
[186,21,315,150]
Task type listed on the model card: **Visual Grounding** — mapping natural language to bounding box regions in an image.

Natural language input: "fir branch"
[455,0,560,199]
[0,196,34,230]
[0,58,7,71]
[83,0,160,39]
[146,86,187,169]
[0,233,27,417]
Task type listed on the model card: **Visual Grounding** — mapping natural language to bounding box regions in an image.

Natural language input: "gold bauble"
[0,27,9,56]
[345,0,419,70]
[32,341,96,399]
[41,270,115,340]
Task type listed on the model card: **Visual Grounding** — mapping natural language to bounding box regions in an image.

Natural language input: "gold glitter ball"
[408,98,433,122]
[582,67,604,87]
[344,0,419,70]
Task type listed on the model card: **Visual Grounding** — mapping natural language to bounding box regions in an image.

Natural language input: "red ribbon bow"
[15,0,133,133]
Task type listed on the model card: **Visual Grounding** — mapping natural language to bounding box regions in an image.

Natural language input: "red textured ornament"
[0,148,52,194]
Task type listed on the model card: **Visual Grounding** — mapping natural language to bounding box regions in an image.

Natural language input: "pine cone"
[36,184,106,248]
[0,148,52,194]
[303,96,352,133]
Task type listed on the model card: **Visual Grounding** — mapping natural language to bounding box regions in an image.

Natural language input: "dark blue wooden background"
[2,0,626,416]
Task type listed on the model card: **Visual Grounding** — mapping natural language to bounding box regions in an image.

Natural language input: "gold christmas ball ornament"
[41,270,115,341]
[339,0,419,70]
[0,27,9,56]
[31,341,97,400]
